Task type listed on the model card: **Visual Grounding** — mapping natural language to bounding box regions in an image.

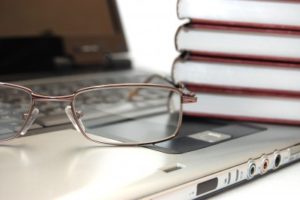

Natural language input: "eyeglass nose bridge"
[31,92,89,128]
[31,93,87,132]
[32,93,75,102]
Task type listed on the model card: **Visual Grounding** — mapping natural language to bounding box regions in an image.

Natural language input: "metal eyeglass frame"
[0,75,197,146]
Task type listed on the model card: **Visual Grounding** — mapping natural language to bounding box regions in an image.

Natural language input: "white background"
[117,0,185,74]
[117,1,300,199]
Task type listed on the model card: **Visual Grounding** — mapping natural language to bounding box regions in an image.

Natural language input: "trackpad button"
[189,131,231,143]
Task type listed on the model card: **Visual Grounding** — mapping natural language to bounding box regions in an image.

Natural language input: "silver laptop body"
[1,123,300,199]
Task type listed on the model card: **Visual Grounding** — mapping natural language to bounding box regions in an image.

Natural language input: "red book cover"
[187,54,300,69]
[184,111,300,126]
[186,83,300,99]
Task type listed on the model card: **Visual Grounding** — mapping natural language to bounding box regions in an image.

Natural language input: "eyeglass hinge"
[182,94,197,104]
[178,82,197,104]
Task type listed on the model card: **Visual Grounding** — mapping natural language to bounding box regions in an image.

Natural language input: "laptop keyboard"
[1,73,169,133]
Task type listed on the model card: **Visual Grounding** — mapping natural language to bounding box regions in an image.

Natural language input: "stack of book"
[172,0,300,125]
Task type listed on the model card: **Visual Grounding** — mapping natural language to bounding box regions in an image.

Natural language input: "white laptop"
[1,0,300,199]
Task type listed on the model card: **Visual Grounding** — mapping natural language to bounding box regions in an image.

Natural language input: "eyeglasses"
[0,75,197,146]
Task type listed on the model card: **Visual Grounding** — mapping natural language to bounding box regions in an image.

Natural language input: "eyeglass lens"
[0,85,182,145]
[0,86,32,140]
[74,86,181,145]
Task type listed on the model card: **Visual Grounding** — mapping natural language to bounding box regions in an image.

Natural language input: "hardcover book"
[184,84,300,125]
[176,24,300,63]
[172,54,300,93]
[175,0,300,125]
[177,0,300,30]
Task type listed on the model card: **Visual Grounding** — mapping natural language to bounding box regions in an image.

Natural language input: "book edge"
[184,112,300,126]
[185,83,300,99]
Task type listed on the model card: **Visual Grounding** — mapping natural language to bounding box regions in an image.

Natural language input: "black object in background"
[0,36,67,73]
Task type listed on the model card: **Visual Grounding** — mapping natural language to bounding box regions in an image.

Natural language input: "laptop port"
[274,152,281,169]
[260,156,269,174]
[247,161,256,179]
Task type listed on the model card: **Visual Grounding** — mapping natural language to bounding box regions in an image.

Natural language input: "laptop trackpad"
[148,116,266,154]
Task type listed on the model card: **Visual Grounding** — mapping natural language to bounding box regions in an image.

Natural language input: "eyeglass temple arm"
[147,74,197,104]
[142,74,177,87]
[128,74,197,104]
[127,74,171,100]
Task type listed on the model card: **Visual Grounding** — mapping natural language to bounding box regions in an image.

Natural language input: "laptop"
[1,0,300,199]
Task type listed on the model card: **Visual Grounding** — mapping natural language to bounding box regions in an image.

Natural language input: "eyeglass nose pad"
[20,107,39,136]
[65,106,85,132]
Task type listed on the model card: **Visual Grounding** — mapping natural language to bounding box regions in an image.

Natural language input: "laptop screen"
[0,0,127,78]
